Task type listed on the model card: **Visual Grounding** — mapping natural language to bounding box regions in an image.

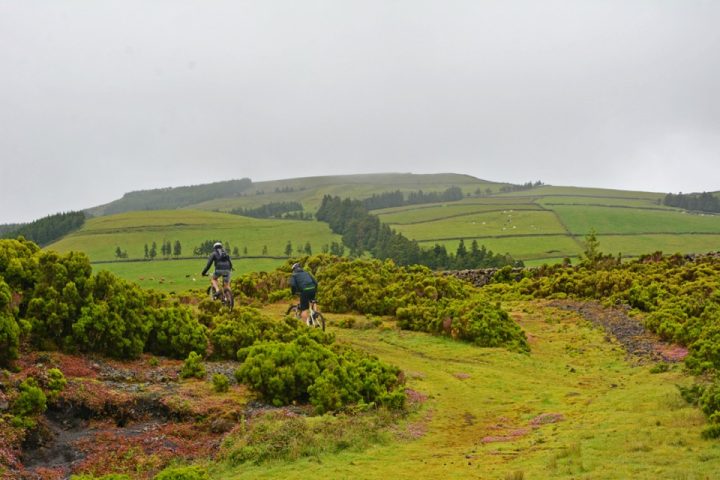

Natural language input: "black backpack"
[217,248,230,262]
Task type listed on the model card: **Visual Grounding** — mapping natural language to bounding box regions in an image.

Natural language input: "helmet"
[291,262,301,271]
[213,242,223,249]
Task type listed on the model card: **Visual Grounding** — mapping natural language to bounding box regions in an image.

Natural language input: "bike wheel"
[312,311,326,331]
[223,288,234,310]
[207,286,216,301]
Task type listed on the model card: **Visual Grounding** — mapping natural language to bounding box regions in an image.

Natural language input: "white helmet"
[213,242,223,249]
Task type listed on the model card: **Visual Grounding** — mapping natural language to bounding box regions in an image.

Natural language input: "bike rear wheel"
[222,287,234,310]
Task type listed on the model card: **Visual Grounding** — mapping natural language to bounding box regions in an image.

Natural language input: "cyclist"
[201,242,233,297]
[289,262,317,325]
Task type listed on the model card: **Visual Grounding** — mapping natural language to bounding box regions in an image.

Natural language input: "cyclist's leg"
[211,272,220,296]
[299,291,311,325]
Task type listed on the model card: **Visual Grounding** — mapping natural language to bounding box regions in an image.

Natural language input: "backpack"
[218,249,230,262]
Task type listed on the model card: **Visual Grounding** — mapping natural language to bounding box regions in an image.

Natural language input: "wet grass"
[212,300,720,479]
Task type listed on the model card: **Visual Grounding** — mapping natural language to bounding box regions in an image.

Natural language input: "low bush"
[0,276,19,367]
[146,306,208,359]
[218,409,394,466]
[212,373,229,393]
[153,465,209,480]
[180,351,206,380]
[235,335,405,413]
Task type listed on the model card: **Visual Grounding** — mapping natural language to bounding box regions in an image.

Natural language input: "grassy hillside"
[376,188,720,264]
[208,300,720,479]
[47,173,720,283]
[48,210,340,291]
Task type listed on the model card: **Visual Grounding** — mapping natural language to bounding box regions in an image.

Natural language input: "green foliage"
[0,276,19,367]
[46,368,67,401]
[212,373,230,393]
[437,298,530,352]
[1,211,85,246]
[153,465,210,480]
[12,377,47,417]
[180,351,206,379]
[146,306,209,359]
[209,306,333,360]
[218,409,394,465]
[0,237,40,294]
[235,335,405,413]
[71,271,154,359]
[70,474,132,480]
[97,178,253,216]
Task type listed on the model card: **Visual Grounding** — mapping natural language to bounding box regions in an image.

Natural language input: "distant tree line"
[316,195,519,269]
[230,201,312,220]
[1,211,85,246]
[0,223,24,236]
[498,181,544,194]
[101,178,253,215]
[664,192,720,213]
[362,186,464,211]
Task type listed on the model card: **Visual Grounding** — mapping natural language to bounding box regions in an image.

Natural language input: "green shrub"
[209,307,264,359]
[12,377,47,417]
[146,306,208,359]
[180,351,206,379]
[235,335,404,413]
[46,368,67,401]
[438,298,529,352]
[219,409,394,466]
[212,373,230,393]
[153,465,209,480]
[0,276,19,367]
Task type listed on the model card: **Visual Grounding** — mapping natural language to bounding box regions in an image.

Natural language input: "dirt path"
[547,299,688,363]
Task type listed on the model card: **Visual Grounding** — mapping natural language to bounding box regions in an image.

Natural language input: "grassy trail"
[218,302,720,479]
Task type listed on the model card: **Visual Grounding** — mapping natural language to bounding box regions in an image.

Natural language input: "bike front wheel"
[311,311,326,331]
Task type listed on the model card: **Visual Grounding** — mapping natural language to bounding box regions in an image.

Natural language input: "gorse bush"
[180,351,206,379]
[232,255,529,352]
[235,335,405,413]
[209,306,333,360]
[146,306,208,359]
[0,276,20,367]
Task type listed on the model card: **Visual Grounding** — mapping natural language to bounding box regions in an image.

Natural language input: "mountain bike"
[206,278,234,310]
[286,300,325,331]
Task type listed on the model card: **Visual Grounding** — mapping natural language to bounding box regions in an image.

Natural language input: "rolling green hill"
[48,210,341,292]
[44,173,720,288]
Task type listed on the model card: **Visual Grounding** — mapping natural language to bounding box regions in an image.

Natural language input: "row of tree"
[361,186,464,211]
[663,192,720,213]
[229,201,311,219]
[1,211,85,246]
[315,195,520,269]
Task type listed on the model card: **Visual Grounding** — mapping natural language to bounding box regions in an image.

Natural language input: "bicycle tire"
[223,288,234,310]
[312,311,326,331]
[286,304,300,318]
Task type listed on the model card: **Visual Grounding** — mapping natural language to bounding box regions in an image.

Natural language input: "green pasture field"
[391,210,568,240]
[48,210,341,262]
[418,235,583,261]
[496,185,665,201]
[213,301,720,479]
[376,203,542,225]
[553,205,720,235]
[537,196,673,209]
[372,196,542,216]
[95,257,286,293]
[596,234,720,257]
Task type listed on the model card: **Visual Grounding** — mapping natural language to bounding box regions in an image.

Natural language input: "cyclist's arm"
[201,255,214,276]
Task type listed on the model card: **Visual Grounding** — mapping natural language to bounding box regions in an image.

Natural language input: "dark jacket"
[202,248,233,275]
[289,268,317,294]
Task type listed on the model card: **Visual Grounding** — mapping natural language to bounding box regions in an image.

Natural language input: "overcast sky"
[1,1,719,224]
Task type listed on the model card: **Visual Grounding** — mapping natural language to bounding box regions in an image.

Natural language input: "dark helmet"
[213,242,223,249]
[291,262,302,271]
